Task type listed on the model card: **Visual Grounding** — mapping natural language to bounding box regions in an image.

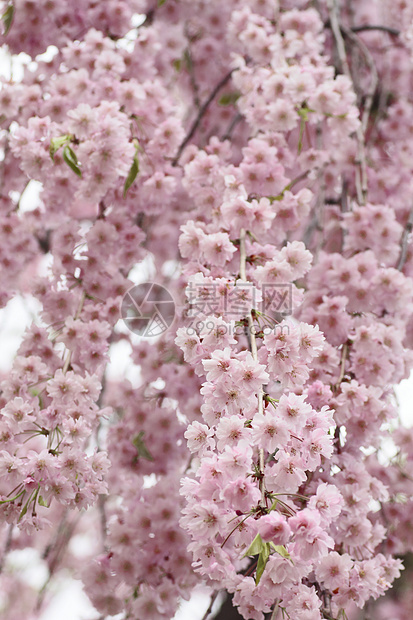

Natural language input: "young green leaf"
[2,3,14,36]
[132,431,154,462]
[50,134,71,160]
[123,145,140,197]
[173,58,182,72]
[38,495,50,508]
[218,92,240,106]
[243,533,265,558]
[269,542,291,560]
[62,145,82,177]
[255,542,270,585]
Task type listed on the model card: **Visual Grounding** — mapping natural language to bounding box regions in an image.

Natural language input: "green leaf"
[50,134,71,160]
[123,143,140,197]
[269,542,291,560]
[157,0,167,5]
[172,58,181,72]
[62,145,81,177]
[243,533,265,558]
[2,3,14,36]
[38,495,50,508]
[255,543,270,584]
[218,92,240,106]
[132,431,154,462]
[296,107,313,155]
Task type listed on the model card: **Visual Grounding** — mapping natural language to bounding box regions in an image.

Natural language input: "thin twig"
[221,513,251,548]
[222,112,243,141]
[270,600,280,620]
[327,0,350,75]
[334,343,348,390]
[340,25,379,136]
[183,37,201,110]
[172,70,234,165]
[0,524,13,574]
[397,206,413,271]
[201,590,220,620]
[351,25,400,36]
[42,509,69,560]
[62,290,86,374]
[240,228,266,506]
[36,515,80,612]
[14,179,31,212]
[327,0,370,205]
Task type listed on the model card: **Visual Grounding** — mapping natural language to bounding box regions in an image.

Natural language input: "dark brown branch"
[222,112,243,141]
[340,25,378,135]
[351,25,400,36]
[324,21,400,37]
[172,69,235,165]
[201,590,220,620]
[212,592,245,620]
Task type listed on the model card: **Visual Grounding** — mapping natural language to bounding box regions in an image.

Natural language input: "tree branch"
[172,70,234,165]
[397,206,413,270]
[201,590,220,620]
[0,524,13,574]
[340,25,379,136]
[326,0,374,205]
[222,112,243,141]
[351,25,400,36]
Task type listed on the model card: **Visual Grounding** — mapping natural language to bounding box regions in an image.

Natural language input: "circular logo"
[121,283,175,337]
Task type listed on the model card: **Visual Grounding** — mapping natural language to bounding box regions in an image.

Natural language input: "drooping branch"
[201,590,220,620]
[222,112,243,141]
[351,25,400,36]
[326,0,372,205]
[340,25,379,136]
[172,69,234,165]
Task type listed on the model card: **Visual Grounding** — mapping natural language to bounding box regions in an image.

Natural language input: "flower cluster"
[1,0,413,618]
